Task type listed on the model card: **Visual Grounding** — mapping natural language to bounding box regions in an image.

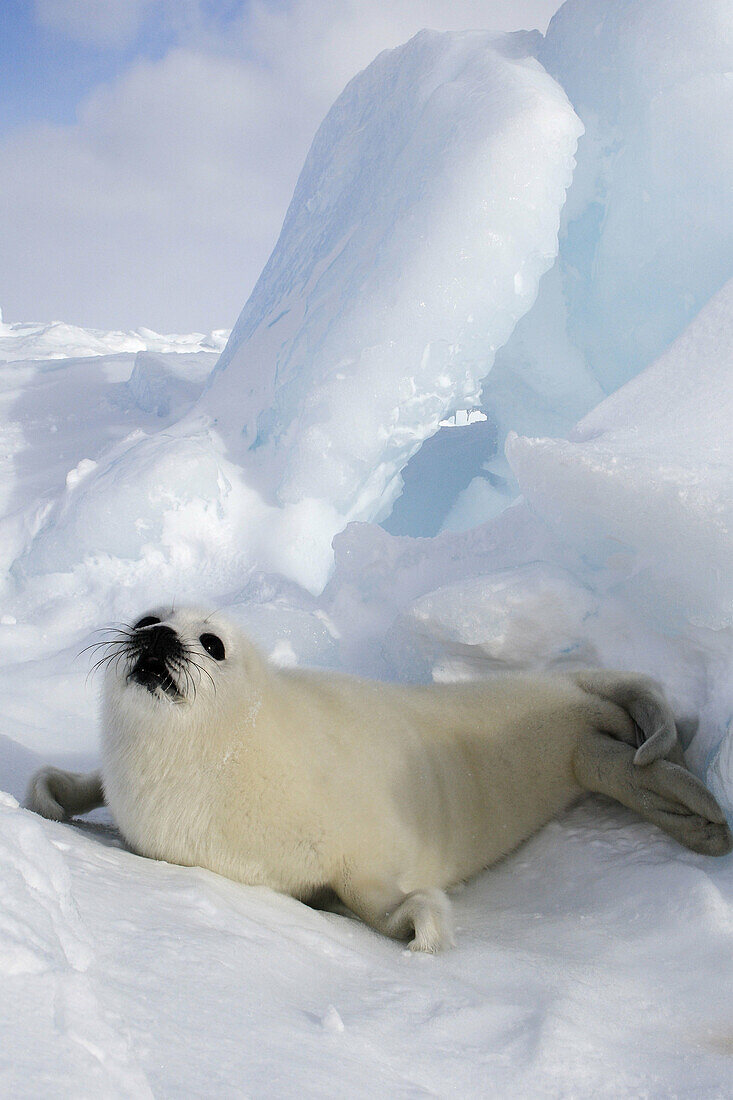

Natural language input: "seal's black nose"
[130,625,183,698]
[141,624,178,655]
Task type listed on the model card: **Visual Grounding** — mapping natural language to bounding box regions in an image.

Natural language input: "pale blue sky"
[0,1,562,332]
[2,1,172,131]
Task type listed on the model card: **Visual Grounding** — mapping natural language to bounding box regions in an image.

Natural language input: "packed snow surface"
[1,1,732,1094]
[2,782,732,1098]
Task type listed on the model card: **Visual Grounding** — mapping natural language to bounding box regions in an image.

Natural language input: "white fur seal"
[25,606,732,951]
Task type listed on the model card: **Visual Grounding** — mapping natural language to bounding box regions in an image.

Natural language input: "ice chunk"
[385,564,603,682]
[322,505,581,677]
[199,29,582,528]
[127,350,215,419]
[417,0,733,535]
[539,0,733,391]
[432,0,733,536]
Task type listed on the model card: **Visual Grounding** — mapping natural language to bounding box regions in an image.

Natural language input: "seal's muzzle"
[129,623,184,698]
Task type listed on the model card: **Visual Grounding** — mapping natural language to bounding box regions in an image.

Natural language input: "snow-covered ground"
[1,0,731,1095]
[3,779,732,1098]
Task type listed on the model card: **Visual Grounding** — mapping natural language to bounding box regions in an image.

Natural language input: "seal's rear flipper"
[574,729,732,856]
[573,671,680,765]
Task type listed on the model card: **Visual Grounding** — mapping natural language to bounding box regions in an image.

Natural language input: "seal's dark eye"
[134,615,161,630]
[200,633,225,661]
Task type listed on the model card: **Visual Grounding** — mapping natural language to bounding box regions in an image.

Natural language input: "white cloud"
[34,0,155,47]
[33,0,239,48]
[5,1,562,331]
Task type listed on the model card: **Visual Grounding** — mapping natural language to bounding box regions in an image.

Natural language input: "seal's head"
[96,606,262,712]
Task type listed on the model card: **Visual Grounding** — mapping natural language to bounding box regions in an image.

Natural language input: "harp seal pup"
[25,606,732,951]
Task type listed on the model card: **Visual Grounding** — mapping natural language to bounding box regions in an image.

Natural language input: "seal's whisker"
[85,652,122,684]
[77,639,130,660]
[173,657,196,702]
[188,658,216,694]
[167,655,188,700]
[113,652,129,677]
[179,654,200,699]
[88,653,119,680]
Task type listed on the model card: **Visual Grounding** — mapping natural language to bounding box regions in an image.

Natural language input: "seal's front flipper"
[574,729,732,856]
[24,766,105,821]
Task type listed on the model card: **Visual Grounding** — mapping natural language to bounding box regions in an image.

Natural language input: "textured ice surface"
[432,0,733,531]
[539,0,733,390]
[201,29,581,524]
